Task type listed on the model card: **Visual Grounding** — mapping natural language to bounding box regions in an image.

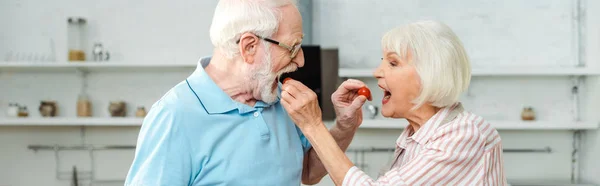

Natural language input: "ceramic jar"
[109,101,126,117]
[39,101,57,117]
[521,107,535,121]
[135,107,147,118]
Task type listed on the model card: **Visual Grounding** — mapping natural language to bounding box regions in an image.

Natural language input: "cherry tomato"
[357,87,372,101]
[283,77,293,84]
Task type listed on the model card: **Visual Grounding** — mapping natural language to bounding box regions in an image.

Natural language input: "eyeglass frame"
[236,34,303,59]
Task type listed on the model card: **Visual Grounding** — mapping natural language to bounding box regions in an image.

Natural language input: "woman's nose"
[373,63,384,79]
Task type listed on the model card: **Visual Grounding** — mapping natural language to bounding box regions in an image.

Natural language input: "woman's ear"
[238,33,259,64]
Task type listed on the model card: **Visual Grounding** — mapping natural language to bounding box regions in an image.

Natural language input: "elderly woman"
[281,20,507,185]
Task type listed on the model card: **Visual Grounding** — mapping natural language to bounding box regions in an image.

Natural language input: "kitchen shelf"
[339,67,600,78]
[0,117,143,126]
[355,119,599,130]
[0,61,196,73]
[2,117,597,130]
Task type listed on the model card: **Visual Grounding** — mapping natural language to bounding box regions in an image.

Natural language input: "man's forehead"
[278,5,302,32]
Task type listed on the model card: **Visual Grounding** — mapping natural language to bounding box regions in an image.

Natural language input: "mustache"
[277,64,298,76]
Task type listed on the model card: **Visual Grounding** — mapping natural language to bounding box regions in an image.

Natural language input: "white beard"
[251,42,298,104]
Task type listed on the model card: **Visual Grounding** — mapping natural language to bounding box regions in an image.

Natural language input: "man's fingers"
[282,83,302,99]
[281,91,296,112]
[281,89,296,103]
[284,79,318,103]
[284,79,311,92]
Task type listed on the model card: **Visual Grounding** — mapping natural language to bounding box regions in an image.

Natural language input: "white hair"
[381,20,471,109]
[209,0,297,58]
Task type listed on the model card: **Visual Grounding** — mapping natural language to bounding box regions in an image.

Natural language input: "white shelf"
[357,119,599,130]
[0,61,196,73]
[0,117,143,126]
[2,117,596,129]
[339,67,600,78]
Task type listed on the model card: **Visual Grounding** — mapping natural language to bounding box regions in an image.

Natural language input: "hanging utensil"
[72,166,78,186]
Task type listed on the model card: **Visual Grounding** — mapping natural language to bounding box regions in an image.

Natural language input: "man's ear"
[238,33,259,64]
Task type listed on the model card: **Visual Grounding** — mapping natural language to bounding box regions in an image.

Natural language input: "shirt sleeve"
[343,122,500,186]
[296,126,312,153]
[125,103,193,186]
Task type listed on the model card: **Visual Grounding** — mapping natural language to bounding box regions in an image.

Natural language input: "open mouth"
[379,84,391,104]
[384,90,391,99]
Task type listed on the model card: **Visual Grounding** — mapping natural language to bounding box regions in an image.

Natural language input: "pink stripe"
[464,157,485,185]
[345,167,360,185]
[499,145,506,184]
[401,149,444,183]
[445,138,485,184]
[431,114,481,185]
[409,118,470,184]
[369,107,505,185]
[451,146,485,185]
[402,144,450,182]
[410,141,419,162]
[496,147,502,184]
[414,104,452,142]
[420,113,473,184]
[490,147,497,184]
[399,114,449,183]
[463,147,489,185]
[494,148,500,185]
[417,108,445,139]
[480,122,491,136]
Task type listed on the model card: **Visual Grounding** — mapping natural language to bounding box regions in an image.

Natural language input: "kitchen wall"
[0,0,599,186]
[580,0,600,184]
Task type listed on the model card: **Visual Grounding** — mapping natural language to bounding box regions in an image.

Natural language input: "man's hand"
[281,79,323,130]
[331,79,370,130]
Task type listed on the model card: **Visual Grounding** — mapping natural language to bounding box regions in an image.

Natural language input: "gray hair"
[382,20,471,109]
[209,0,297,58]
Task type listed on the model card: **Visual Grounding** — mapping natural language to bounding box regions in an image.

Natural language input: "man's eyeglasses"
[236,35,302,59]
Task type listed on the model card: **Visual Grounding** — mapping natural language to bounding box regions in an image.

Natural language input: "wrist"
[334,120,359,132]
[303,121,328,138]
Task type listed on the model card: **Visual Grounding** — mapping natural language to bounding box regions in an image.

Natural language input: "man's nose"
[293,49,305,68]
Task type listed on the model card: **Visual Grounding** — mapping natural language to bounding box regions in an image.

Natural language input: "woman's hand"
[281,79,323,130]
[332,79,370,130]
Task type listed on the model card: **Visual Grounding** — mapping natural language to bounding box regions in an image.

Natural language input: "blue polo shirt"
[125,57,312,186]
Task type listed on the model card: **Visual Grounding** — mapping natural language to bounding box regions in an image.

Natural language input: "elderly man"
[125,0,368,185]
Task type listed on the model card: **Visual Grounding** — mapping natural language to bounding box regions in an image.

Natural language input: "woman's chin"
[380,109,395,118]
[381,108,404,119]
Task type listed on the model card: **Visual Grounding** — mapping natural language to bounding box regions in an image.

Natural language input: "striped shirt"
[343,103,507,185]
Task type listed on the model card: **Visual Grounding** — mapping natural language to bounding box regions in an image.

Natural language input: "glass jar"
[136,106,147,118]
[521,107,535,121]
[18,106,29,117]
[6,103,19,117]
[77,93,92,117]
[67,17,87,61]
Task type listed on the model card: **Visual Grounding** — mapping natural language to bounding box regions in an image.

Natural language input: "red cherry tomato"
[357,87,372,101]
[283,77,293,84]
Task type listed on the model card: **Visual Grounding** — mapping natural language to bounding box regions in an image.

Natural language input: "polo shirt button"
[253,112,259,117]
